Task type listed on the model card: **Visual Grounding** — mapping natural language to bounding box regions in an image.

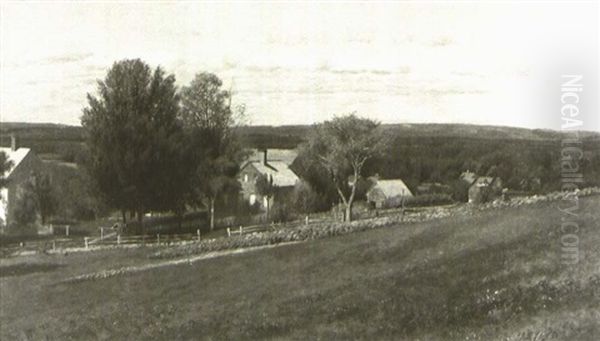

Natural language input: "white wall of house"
[0,188,8,225]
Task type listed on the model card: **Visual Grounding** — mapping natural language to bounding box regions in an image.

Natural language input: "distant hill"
[3,121,598,149]
[236,123,599,148]
[2,122,599,194]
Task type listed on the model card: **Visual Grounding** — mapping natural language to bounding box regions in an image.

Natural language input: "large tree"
[180,72,246,230]
[301,114,387,222]
[81,59,187,233]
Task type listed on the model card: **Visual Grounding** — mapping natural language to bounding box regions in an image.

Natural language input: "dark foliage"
[81,59,189,227]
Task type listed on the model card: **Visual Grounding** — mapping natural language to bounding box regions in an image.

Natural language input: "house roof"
[460,171,477,184]
[248,161,299,187]
[0,147,32,178]
[246,149,298,166]
[369,179,413,198]
[471,176,497,187]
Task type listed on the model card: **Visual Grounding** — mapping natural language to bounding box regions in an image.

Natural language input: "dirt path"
[61,241,300,284]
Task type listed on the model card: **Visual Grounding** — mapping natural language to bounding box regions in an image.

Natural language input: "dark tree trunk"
[209,197,215,231]
[121,209,127,224]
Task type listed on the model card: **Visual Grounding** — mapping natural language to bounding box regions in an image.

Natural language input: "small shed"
[468,177,503,204]
[367,179,414,209]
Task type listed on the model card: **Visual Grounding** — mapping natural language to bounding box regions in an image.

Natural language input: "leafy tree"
[10,171,56,232]
[301,114,388,222]
[27,172,57,225]
[180,72,246,230]
[291,181,329,215]
[13,185,37,230]
[255,173,276,221]
[81,59,187,234]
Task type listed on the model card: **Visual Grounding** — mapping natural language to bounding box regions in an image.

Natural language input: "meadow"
[0,196,598,340]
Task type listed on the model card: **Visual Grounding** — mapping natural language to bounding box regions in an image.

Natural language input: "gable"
[0,147,38,180]
[368,179,413,198]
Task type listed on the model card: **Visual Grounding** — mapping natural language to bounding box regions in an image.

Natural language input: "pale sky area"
[1,2,598,130]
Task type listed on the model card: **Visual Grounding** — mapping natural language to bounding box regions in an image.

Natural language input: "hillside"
[1,195,598,340]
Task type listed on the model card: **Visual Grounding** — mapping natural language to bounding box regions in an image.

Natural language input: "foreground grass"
[1,196,599,340]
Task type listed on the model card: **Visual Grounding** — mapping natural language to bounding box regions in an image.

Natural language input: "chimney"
[10,134,18,151]
[263,149,268,165]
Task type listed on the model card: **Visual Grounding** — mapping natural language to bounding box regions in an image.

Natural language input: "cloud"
[422,88,486,96]
[44,53,93,64]
[430,36,454,47]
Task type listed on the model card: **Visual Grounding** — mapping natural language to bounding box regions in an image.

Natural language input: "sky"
[0,1,598,131]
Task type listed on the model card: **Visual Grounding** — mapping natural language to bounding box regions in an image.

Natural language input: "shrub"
[291,182,330,214]
[405,194,453,207]
[450,179,469,202]
[151,188,600,260]
[271,200,295,223]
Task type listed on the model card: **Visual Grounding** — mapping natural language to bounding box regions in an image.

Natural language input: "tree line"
[81,59,249,233]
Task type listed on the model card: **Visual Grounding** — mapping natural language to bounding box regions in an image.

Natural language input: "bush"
[405,194,453,207]
[125,211,207,235]
[450,180,469,203]
[291,182,330,214]
[271,200,295,223]
[11,185,39,235]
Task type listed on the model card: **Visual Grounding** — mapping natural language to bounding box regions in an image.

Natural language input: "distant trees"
[301,114,388,222]
[82,62,251,234]
[82,59,187,233]
[179,72,246,230]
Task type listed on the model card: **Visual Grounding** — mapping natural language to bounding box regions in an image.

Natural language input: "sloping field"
[1,196,599,340]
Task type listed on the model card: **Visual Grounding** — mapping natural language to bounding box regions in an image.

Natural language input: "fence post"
[227,227,231,237]
[84,237,89,249]
[52,240,56,251]
[305,215,309,225]
[239,226,243,235]
[157,233,160,245]
[100,227,104,240]
[196,229,201,241]
[117,234,121,245]
[65,225,70,236]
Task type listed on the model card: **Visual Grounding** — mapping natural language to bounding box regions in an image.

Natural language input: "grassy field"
[1,196,599,340]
